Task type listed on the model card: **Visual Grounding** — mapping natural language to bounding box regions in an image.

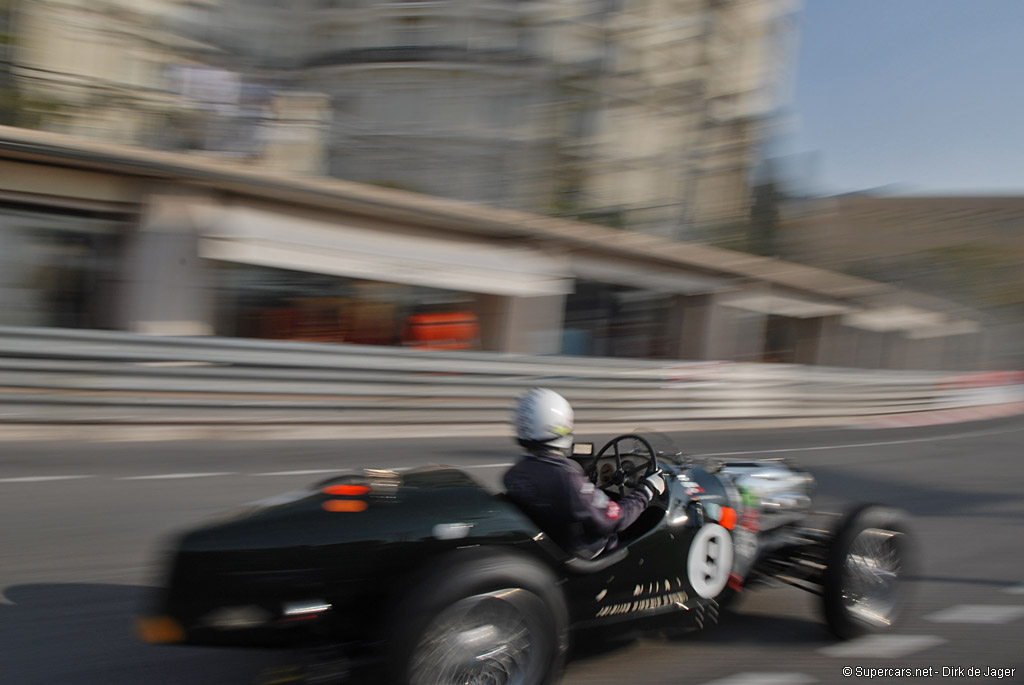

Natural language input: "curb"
[852,401,1024,429]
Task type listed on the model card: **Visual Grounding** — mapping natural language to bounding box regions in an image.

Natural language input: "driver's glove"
[639,471,666,501]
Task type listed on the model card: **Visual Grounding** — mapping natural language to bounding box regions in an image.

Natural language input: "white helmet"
[513,388,574,452]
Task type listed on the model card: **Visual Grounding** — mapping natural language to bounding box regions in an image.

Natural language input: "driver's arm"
[567,463,652,538]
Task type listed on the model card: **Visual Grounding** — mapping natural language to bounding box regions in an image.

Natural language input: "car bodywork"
[138,434,911,682]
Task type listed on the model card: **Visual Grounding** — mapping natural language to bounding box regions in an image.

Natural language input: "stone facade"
[9,0,797,239]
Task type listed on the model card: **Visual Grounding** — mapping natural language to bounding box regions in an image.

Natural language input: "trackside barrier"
[0,326,1021,427]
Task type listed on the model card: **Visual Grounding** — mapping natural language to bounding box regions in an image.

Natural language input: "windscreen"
[632,429,685,465]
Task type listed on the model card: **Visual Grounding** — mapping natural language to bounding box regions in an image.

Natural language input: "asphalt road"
[1,416,1022,684]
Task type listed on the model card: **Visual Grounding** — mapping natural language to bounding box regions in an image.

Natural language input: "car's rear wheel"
[386,551,567,685]
[822,504,914,640]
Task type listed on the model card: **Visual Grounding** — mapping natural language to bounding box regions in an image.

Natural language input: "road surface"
[1,416,1022,684]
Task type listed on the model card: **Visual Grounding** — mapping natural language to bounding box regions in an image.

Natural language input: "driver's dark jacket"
[503,449,651,559]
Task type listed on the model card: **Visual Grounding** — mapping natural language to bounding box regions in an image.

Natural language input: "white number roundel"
[686,523,734,598]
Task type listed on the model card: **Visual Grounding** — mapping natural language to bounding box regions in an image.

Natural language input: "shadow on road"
[567,605,833,670]
[686,610,833,646]
[0,583,278,684]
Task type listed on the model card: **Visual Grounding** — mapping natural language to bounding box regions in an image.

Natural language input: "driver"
[503,388,666,559]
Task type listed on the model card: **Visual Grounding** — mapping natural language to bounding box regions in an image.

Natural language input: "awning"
[841,306,947,333]
[194,206,573,297]
[719,292,854,318]
[841,306,980,338]
[571,255,728,294]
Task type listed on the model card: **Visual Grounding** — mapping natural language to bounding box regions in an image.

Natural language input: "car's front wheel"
[822,503,914,640]
[386,551,568,685]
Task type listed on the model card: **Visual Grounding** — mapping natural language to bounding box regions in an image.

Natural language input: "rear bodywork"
[144,467,541,647]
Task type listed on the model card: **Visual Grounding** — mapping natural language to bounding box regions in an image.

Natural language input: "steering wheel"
[588,434,659,498]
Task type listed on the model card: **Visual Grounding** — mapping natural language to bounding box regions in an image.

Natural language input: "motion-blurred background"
[1,6,1023,683]
[0,0,1020,373]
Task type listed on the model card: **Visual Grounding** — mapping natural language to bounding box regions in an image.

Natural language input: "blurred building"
[4,2,1011,370]
[10,0,217,144]
[0,125,1009,371]
[6,0,797,240]
[217,0,797,240]
[7,0,330,174]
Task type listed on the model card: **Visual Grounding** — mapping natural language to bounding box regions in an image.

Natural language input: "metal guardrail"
[0,326,1020,427]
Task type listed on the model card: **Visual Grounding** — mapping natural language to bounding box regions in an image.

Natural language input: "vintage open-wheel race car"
[137,432,914,684]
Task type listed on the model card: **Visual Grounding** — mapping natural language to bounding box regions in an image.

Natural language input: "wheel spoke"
[841,528,903,627]
[410,590,539,685]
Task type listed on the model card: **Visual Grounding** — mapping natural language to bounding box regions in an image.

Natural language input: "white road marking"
[4,424,1018,482]
[925,605,1024,623]
[699,674,816,685]
[251,469,348,477]
[819,635,947,658]
[0,475,95,483]
[118,472,235,480]
[0,462,512,483]
[1003,583,1024,595]
[696,424,1023,458]
[248,464,513,477]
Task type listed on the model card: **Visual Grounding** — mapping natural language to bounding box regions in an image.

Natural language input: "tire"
[384,550,568,685]
[822,504,914,640]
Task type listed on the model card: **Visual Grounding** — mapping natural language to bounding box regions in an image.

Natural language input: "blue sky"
[781,0,1024,196]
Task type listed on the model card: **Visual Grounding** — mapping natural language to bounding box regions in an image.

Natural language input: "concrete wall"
[117,192,215,336]
[669,293,750,362]
[474,293,566,355]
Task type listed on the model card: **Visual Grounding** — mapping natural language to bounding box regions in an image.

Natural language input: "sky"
[781,0,1024,197]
